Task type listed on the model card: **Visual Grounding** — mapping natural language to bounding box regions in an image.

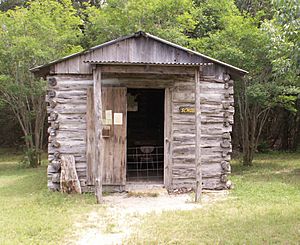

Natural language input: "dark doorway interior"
[126,89,164,182]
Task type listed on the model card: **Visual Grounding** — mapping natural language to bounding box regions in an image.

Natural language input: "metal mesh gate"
[126,146,164,182]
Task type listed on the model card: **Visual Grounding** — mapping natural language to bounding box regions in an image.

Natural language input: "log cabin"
[31,31,247,196]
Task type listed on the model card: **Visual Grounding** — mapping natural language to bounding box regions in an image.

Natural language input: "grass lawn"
[0,148,103,245]
[127,152,300,244]
[1,149,300,244]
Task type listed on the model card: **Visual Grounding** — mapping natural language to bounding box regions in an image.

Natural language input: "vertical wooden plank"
[164,88,172,188]
[60,155,81,194]
[195,67,202,202]
[93,66,104,203]
[102,87,114,184]
[86,87,95,186]
[112,87,127,185]
[101,87,127,185]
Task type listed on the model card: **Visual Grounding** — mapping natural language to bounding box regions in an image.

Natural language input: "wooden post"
[195,66,202,202]
[93,66,104,203]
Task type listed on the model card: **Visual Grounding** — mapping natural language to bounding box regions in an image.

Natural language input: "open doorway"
[126,89,165,182]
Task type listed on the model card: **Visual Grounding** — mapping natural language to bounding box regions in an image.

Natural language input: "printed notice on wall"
[114,113,123,125]
[105,110,112,125]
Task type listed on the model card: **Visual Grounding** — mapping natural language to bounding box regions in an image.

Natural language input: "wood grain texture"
[46,68,234,192]
[195,67,202,202]
[102,87,127,185]
[164,88,172,188]
[93,67,104,203]
[53,36,211,74]
[86,87,95,185]
[60,155,81,194]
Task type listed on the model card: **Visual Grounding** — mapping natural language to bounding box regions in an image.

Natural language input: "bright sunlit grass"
[0,148,102,245]
[1,148,299,244]
[127,152,300,244]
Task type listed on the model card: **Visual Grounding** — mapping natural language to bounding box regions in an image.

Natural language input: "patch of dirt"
[70,190,228,245]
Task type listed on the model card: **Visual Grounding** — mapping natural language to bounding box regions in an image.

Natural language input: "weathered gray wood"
[50,35,234,75]
[45,70,234,192]
[164,88,172,188]
[60,155,82,194]
[111,87,127,185]
[48,77,57,86]
[100,65,196,75]
[86,87,95,186]
[172,177,226,190]
[101,87,127,185]
[195,67,202,202]
[93,67,104,203]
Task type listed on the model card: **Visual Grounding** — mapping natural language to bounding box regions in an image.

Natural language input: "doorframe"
[125,87,167,184]
[164,87,172,188]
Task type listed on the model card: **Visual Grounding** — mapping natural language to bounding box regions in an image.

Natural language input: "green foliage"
[0,0,27,11]
[193,14,270,76]
[0,0,83,71]
[191,0,239,38]
[0,0,84,165]
[0,0,83,99]
[262,0,300,86]
[83,0,197,47]
[0,0,299,159]
[20,145,40,168]
[235,0,274,19]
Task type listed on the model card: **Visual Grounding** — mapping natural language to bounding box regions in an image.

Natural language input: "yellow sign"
[179,107,195,114]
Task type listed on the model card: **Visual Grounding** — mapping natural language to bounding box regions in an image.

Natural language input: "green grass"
[127,152,300,244]
[1,148,300,244]
[0,148,103,245]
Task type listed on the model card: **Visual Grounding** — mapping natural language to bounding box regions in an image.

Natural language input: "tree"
[0,0,83,166]
[234,0,274,19]
[82,0,197,48]
[192,0,299,164]
[0,0,27,11]
[261,0,300,151]
[190,0,239,38]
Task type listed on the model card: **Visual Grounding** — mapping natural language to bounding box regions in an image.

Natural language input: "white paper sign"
[114,113,123,125]
[105,110,112,125]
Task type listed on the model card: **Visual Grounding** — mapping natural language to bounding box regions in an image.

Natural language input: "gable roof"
[30,31,248,76]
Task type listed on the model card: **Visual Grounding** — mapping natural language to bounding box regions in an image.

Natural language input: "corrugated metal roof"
[30,31,248,75]
[84,60,214,66]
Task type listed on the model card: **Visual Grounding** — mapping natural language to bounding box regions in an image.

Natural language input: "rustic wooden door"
[101,87,127,185]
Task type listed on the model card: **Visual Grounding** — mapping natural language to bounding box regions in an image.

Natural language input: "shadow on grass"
[232,162,282,175]
[232,152,300,175]
[0,169,46,196]
[0,161,47,177]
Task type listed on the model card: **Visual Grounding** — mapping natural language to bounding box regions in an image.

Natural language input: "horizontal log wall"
[170,69,233,190]
[46,70,233,192]
[47,75,92,192]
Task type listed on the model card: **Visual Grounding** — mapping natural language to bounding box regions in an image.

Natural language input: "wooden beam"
[195,67,202,202]
[100,65,195,75]
[86,87,95,186]
[93,66,104,203]
[164,88,172,188]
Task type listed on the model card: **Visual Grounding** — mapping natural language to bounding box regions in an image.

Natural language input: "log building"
[31,31,247,194]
